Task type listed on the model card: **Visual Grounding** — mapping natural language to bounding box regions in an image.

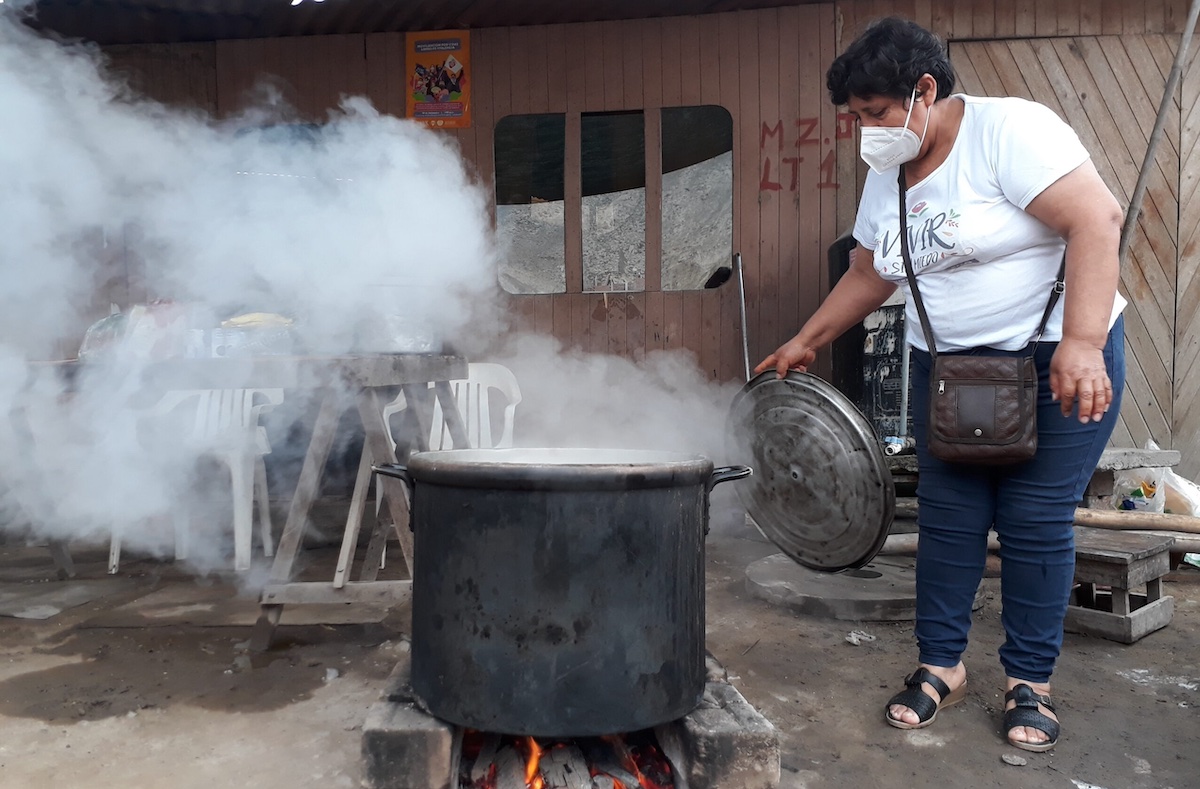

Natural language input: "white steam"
[0,12,498,571]
[0,10,755,573]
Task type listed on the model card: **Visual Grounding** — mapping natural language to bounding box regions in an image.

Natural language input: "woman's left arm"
[1024,160,1124,423]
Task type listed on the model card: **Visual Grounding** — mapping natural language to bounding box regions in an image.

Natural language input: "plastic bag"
[1112,466,1165,512]
[1162,468,1200,517]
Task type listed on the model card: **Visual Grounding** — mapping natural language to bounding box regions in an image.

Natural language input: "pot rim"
[405,447,716,491]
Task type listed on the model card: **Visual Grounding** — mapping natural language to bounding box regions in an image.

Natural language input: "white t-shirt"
[853,94,1126,352]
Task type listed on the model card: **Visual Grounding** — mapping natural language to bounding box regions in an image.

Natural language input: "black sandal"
[1003,684,1060,752]
[884,667,967,730]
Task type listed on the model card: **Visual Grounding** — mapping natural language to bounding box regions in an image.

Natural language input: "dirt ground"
[0,514,1197,789]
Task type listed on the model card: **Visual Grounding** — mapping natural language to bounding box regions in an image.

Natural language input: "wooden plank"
[1074,526,1175,563]
[971,0,996,40]
[1015,0,1037,38]
[1166,0,1189,33]
[1145,0,1167,35]
[930,0,955,39]
[950,0,973,40]
[682,291,703,364]
[776,4,803,381]
[1065,596,1174,643]
[755,9,781,382]
[815,1,838,379]
[624,19,647,358]
[626,293,647,363]
[583,21,608,354]
[552,294,573,348]
[952,41,987,94]
[507,26,532,118]
[644,17,664,301]
[564,25,586,299]
[721,11,753,379]
[1034,0,1057,38]
[1123,36,1180,156]
[601,20,625,113]
[1101,0,1125,35]
[992,0,1016,38]
[679,15,702,107]
[1056,0,1080,36]
[261,580,412,606]
[663,290,685,351]
[1123,0,1147,34]
[967,42,1010,98]
[983,40,1036,99]
[1079,0,1103,36]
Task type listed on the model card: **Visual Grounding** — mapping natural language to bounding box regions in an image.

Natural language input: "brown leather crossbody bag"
[897,166,1063,466]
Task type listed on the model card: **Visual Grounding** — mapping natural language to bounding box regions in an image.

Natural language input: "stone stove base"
[361,653,781,789]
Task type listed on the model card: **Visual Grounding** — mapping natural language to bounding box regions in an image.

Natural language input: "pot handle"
[709,465,752,489]
[372,463,415,531]
[372,463,414,494]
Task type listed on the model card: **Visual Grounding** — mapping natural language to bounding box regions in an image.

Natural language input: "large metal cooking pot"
[373,448,751,738]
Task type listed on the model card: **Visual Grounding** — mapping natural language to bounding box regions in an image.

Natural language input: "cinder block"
[655,682,781,789]
[361,700,455,789]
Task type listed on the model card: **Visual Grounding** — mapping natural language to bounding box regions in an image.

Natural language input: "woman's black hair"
[826,17,957,105]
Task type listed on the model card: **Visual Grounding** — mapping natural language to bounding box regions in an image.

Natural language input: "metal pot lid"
[726,370,895,572]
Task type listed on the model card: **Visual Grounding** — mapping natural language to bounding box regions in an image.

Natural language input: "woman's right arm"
[754,244,897,378]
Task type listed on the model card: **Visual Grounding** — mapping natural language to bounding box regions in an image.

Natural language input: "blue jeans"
[909,315,1125,683]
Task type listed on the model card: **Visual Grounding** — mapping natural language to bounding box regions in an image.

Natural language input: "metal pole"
[1118,0,1200,263]
[734,253,751,381]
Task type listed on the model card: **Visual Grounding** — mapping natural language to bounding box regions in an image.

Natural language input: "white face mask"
[859,87,931,174]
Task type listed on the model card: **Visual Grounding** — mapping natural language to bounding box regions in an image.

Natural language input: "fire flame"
[460,730,671,789]
[523,737,545,789]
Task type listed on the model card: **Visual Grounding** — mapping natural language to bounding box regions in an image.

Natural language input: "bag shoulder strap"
[896,166,1065,359]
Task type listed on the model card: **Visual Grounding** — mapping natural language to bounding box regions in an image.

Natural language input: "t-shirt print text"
[875,203,975,276]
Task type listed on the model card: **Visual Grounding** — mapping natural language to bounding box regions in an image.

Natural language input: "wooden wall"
[1178,43,1200,479]
[110,9,840,383]
[101,0,1200,473]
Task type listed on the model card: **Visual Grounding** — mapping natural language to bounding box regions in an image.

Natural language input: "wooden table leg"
[249,604,284,653]
[333,448,373,588]
[433,380,469,448]
[250,389,341,652]
[357,388,415,579]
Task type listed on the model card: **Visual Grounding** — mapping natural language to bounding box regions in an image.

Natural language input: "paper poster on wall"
[405,30,471,129]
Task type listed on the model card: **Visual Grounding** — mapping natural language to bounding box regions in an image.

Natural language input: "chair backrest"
[149,389,283,450]
[378,363,522,451]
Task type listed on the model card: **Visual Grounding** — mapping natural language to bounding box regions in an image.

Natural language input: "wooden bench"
[1065,526,1175,644]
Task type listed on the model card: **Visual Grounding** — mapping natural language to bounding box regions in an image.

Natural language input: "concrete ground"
[0,514,1197,789]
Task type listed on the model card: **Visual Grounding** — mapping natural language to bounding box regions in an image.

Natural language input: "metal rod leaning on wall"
[735,252,751,382]
[1118,0,1200,264]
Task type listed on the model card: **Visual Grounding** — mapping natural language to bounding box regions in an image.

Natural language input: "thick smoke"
[0,10,498,570]
[0,8,754,572]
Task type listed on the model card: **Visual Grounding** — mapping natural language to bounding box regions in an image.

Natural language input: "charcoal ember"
[590,778,618,789]
[541,744,590,789]
[467,733,501,785]
[493,746,527,789]
[580,740,641,788]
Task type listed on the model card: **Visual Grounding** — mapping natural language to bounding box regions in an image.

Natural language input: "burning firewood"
[468,733,502,785]
[590,778,618,789]
[492,746,528,789]
[541,744,590,789]
[580,740,641,788]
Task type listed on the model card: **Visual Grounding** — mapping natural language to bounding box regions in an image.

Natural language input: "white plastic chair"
[382,362,523,452]
[337,363,522,583]
[110,388,283,573]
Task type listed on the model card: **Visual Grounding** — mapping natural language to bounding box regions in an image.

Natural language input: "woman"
[756,17,1125,752]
